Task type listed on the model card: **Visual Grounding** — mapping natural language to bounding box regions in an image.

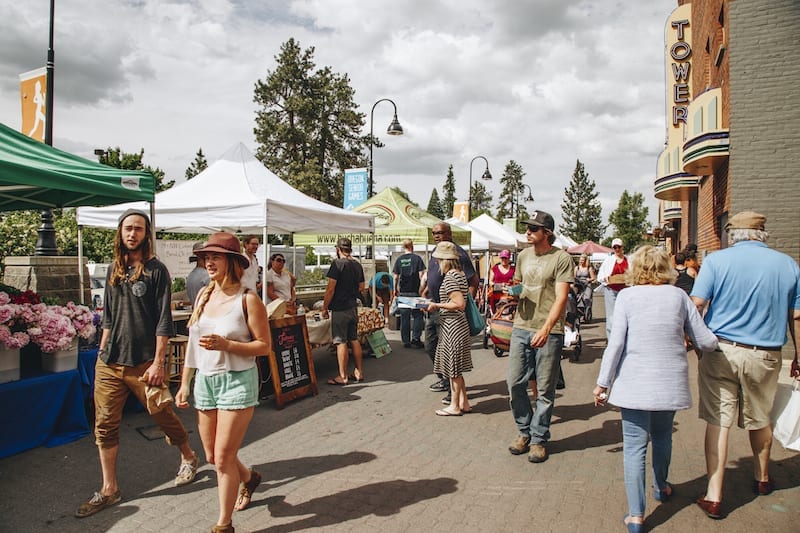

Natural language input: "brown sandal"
[234,469,262,511]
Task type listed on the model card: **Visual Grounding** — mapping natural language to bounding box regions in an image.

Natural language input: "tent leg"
[78,225,85,305]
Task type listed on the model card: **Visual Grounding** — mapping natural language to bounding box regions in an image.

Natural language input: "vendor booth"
[78,143,376,407]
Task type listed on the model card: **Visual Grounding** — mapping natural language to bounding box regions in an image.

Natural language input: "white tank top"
[185,289,255,375]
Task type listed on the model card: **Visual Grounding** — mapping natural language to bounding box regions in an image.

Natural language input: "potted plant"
[0,292,32,383]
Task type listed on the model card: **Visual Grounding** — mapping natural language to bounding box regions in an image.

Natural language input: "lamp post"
[468,156,492,221]
[515,183,534,218]
[34,0,58,256]
[368,98,403,198]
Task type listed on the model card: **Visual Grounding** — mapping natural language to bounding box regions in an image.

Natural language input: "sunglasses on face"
[432,230,447,235]
[274,257,285,263]
[613,245,622,250]
[526,224,543,233]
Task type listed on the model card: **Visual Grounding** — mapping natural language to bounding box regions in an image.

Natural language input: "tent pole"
[371,232,376,309]
[149,202,156,244]
[77,224,85,305]
[262,226,269,303]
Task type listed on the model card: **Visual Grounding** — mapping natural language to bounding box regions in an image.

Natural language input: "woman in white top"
[176,232,271,533]
[592,246,717,533]
[266,253,296,303]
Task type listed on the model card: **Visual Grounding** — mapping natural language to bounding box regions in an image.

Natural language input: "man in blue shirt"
[425,222,479,402]
[691,211,800,520]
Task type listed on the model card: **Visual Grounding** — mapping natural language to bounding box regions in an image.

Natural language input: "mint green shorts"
[193,366,259,411]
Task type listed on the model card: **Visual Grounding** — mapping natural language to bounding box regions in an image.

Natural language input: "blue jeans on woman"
[621,408,675,518]
[603,286,620,339]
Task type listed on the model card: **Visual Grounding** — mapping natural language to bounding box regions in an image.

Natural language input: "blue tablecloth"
[0,369,90,459]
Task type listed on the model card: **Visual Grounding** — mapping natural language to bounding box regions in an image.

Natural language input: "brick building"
[654,0,799,262]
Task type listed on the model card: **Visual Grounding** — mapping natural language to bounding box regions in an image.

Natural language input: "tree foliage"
[441,164,457,220]
[426,188,444,219]
[495,160,525,223]
[185,148,208,180]
[469,180,493,219]
[253,38,367,206]
[607,190,650,250]
[559,159,605,242]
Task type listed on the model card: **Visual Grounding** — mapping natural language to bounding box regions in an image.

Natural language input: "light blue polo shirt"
[691,241,800,347]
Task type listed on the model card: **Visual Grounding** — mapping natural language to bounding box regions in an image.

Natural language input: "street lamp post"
[34,0,58,256]
[468,156,492,221]
[368,98,403,198]
[516,183,534,218]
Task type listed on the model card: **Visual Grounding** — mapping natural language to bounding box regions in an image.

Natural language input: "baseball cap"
[336,237,352,251]
[189,241,204,263]
[724,211,766,231]
[612,238,623,248]
[499,249,511,259]
[523,210,555,232]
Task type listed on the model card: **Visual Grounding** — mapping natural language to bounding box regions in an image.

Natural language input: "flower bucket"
[0,347,20,383]
[41,342,79,373]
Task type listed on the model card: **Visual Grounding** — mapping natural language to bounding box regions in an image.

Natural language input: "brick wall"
[729,0,800,262]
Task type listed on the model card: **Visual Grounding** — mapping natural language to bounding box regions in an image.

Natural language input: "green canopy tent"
[294,187,470,248]
[0,123,155,210]
[0,122,156,302]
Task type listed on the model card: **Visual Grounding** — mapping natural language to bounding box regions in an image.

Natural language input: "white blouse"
[185,289,255,375]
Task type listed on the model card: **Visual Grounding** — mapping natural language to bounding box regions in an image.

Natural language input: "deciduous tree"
[607,190,650,249]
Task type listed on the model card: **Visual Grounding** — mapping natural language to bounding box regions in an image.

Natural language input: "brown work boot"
[528,442,548,463]
[508,435,531,455]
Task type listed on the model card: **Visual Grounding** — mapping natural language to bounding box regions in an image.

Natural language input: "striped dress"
[433,270,473,378]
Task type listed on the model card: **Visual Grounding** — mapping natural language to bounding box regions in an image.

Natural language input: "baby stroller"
[486,300,517,357]
[573,279,593,323]
[562,287,582,361]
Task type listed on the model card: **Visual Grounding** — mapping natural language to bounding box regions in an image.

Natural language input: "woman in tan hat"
[176,232,272,533]
[427,241,473,416]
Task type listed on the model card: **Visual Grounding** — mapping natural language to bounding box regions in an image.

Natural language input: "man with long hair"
[76,209,199,518]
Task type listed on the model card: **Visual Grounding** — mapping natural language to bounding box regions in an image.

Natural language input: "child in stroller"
[563,283,582,361]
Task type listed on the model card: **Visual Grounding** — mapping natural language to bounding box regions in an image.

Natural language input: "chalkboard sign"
[266,315,317,408]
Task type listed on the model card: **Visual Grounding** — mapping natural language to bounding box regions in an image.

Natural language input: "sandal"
[234,469,262,511]
[327,377,348,386]
[211,523,235,533]
[348,372,364,383]
[75,490,122,518]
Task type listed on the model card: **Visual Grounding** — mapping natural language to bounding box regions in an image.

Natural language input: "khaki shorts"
[698,343,781,430]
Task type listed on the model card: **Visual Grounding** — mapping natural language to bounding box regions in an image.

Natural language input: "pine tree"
[607,190,650,249]
[185,148,208,180]
[441,164,457,219]
[469,181,493,219]
[559,159,605,242]
[253,39,366,205]
[496,160,525,226]
[426,188,444,219]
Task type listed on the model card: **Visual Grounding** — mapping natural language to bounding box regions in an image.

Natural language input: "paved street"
[1,295,798,532]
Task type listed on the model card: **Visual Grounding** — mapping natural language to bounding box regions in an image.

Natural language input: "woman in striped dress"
[427,241,473,416]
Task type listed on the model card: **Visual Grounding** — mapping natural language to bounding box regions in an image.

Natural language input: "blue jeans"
[621,408,675,518]
[398,293,423,345]
[506,328,563,444]
[603,287,619,339]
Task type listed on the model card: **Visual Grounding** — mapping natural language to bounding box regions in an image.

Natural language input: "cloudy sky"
[0,0,676,233]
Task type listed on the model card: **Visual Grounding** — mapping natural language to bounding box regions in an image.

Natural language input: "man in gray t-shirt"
[76,209,199,519]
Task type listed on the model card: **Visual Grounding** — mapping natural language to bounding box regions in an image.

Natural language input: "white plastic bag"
[772,381,800,451]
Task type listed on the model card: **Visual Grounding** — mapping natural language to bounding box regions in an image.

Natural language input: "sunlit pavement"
[2,293,798,532]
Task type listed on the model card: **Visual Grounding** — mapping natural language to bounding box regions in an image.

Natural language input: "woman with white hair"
[593,246,718,533]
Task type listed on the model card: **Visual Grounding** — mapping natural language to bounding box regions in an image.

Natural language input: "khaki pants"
[94,357,189,448]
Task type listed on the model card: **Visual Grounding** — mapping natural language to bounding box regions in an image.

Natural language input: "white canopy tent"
[446,215,516,252]
[76,143,373,235]
[77,143,375,301]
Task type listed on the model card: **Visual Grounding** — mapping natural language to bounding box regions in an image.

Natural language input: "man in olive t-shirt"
[505,210,573,464]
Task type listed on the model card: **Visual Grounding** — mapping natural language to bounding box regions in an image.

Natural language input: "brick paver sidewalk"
[1,294,798,532]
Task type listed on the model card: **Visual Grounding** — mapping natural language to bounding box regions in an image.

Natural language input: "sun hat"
[193,232,249,268]
[612,238,624,248]
[523,210,555,232]
[499,249,511,259]
[724,211,766,231]
[433,241,459,260]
